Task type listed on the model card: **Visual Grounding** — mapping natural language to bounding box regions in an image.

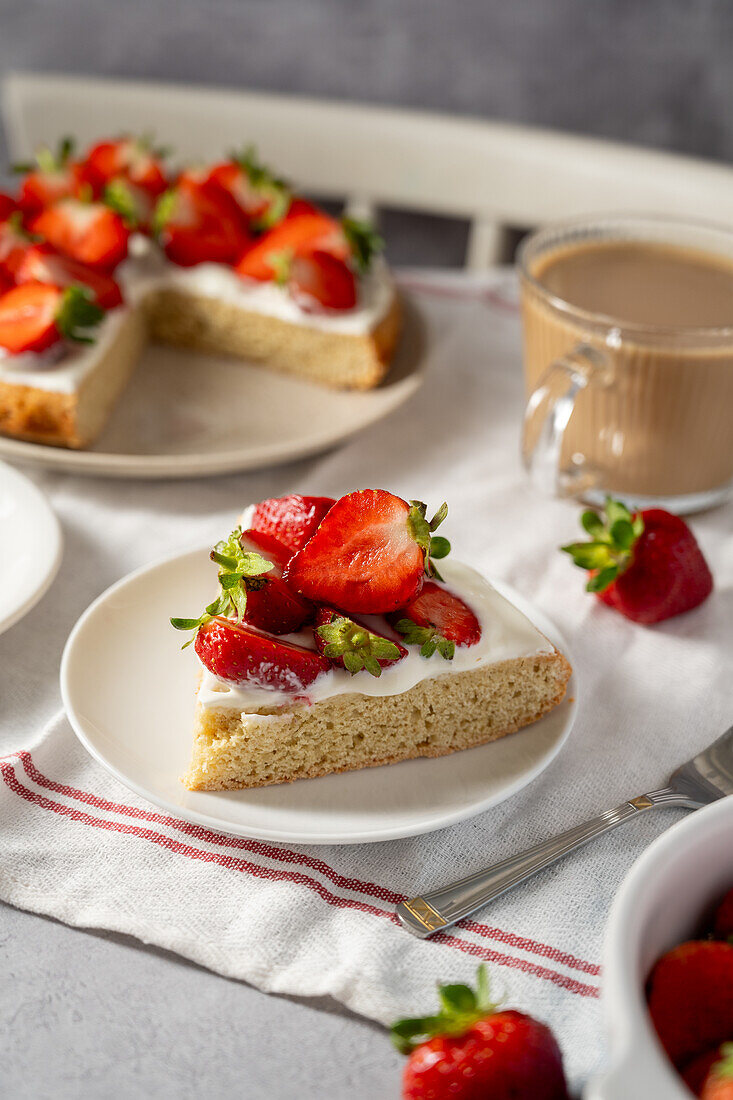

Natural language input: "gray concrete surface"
[0,901,404,1098]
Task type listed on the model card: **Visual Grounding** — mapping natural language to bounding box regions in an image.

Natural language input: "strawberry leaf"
[103,178,141,227]
[55,286,105,344]
[395,616,454,661]
[316,613,401,678]
[561,497,644,594]
[390,966,499,1054]
[152,188,178,236]
[341,216,384,273]
[408,500,450,579]
[171,527,273,646]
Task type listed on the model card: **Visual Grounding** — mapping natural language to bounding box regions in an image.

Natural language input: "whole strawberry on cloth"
[391,965,569,1100]
[562,497,713,624]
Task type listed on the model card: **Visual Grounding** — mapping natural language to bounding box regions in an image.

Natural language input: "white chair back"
[5,72,733,269]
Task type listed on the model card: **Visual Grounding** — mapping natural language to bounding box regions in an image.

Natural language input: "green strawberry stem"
[103,179,141,227]
[13,135,75,175]
[408,500,451,581]
[713,1043,733,1080]
[55,286,105,344]
[341,217,384,273]
[170,526,273,648]
[391,965,498,1055]
[394,616,455,661]
[231,145,291,229]
[561,497,644,593]
[316,614,401,678]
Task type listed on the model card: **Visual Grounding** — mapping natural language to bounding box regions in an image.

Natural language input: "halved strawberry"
[235,210,341,281]
[153,176,248,266]
[0,216,34,279]
[0,194,17,222]
[250,494,335,554]
[31,198,130,271]
[286,250,357,311]
[15,244,123,309]
[283,490,449,615]
[206,146,291,229]
[389,581,482,659]
[238,528,312,635]
[647,940,733,1067]
[0,283,105,355]
[83,135,168,198]
[713,888,733,940]
[315,606,406,677]
[13,137,89,215]
[195,616,329,691]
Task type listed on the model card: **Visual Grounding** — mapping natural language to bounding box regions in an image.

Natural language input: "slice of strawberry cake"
[173,490,572,790]
[0,137,400,448]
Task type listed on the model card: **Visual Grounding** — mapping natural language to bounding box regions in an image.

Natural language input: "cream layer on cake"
[196,559,556,714]
[0,235,396,394]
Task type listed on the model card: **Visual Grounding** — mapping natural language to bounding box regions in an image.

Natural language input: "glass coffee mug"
[518,214,733,513]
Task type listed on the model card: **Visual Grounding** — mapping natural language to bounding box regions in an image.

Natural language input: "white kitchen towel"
[1,269,731,1093]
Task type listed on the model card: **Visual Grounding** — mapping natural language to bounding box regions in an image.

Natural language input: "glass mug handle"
[521,342,614,498]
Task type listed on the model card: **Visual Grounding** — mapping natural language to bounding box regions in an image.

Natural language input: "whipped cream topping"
[0,236,395,394]
[196,559,555,715]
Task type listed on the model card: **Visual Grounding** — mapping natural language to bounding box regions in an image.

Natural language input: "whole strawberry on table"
[391,965,569,1100]
[562,497,713,624]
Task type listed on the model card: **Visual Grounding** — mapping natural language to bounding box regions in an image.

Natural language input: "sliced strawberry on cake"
[178,490,572,791]
[31,197,130,271]
[0,283,105,355]
[15,244,123,309]
[235,209,343,282]
[0,215,35,280]
[205,146,291,230]
[13,137,90,216]
[83,135,169,198]
[249,493,335,553]
[153,175,248,266]
[283,489,449,613]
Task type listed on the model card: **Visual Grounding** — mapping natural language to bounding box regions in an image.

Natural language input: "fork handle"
[396,788,685,938]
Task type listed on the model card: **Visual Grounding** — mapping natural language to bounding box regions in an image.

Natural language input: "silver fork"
[397,725,733,938]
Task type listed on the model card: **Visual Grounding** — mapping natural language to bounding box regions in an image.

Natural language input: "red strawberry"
[647,941,733,1067]
[283,490,449,615]
[389,581,481,659]
[0,271,12,298]
[562,498,713,624]
[0,283,105,355]
[250,494,335,554]
[83,136,168,197]
[153,176,248,266]
[713,888,733,940]
[13,137,89,215]
[0,216,34,279]
[238,529,312,635]
[194,616,329,691]
[287,250,357,311]
[0,194,17,221]
[15,244,123,309]
[701,1046,733,1100]
[31,198,130,270]
[314,606,407,676]
[393,965,569,1100]
[235,210,341,281]
[205,146,291,229]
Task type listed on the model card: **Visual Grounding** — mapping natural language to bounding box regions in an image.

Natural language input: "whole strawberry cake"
[172,490,572,790]
[0,136,400,448]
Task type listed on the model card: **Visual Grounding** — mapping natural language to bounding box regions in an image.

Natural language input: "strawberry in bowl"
[172,490,572,791]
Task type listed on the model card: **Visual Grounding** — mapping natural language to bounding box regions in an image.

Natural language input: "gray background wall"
[2,0,733,264]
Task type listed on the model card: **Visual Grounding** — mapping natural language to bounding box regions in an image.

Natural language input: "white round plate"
[61,545,577,844]
[0,299,424,480]
[0,461,62,635]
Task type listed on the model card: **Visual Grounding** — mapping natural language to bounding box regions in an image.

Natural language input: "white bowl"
[586,796,733,1099]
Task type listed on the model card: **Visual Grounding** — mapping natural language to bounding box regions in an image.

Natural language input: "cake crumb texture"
[184,650,572,790]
